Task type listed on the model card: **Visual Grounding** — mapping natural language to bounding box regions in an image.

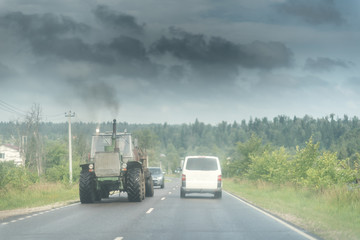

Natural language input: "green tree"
[292,137,320,184]
[24,103,43,176]
[247,147,291,184]
[166,143,180,173]
[225,134,267,177]
[305,152,356,190]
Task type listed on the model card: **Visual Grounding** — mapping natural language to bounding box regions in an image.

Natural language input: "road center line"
[226,191,318,240]
[146,208,154,214]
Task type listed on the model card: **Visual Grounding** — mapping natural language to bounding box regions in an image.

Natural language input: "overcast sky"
[0,0,359,124]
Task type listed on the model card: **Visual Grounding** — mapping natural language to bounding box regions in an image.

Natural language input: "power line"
[0,99,73,122]
[0,99,27,117]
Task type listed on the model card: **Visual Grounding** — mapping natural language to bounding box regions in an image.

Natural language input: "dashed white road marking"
[161,197,166,201]
[1,202,80,226]
[146,208,154,214]
[114,237,123,240]
[168,192,172,195]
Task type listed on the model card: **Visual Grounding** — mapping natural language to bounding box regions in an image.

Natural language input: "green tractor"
[79,119,154,203]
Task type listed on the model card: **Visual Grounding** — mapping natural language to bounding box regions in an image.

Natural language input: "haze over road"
[0,177,317,240]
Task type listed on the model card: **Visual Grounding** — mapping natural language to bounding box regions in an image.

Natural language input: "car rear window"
[185,158,218,171]
[149,168,162,174]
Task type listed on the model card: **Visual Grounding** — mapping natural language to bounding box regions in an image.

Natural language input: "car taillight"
[182,174,186,181]
[217,175,222,188]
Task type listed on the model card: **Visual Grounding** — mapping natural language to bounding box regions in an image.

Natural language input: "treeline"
[141,115,360,170]
[1,114,360,185]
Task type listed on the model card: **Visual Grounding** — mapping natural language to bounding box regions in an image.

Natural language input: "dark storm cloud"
[150,27,293,80]
[33,37,95,61]
[0,11,90,38]
[94,36,159,78]
[275,0,345,25]
[239,41,294,69]
[107,36,148,61]
[0,8,293,86]
[304,57,351,72]
[0,11,96,61]
[93,5,145,35]
[0,10,158,78]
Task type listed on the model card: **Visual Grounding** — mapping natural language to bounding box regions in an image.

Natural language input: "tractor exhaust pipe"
[112,119,119,152]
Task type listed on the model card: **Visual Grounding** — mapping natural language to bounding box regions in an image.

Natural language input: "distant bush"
[0,162,38,191]
[304,152,356,190]
[241,137,358,189]
[45,165,68,182]
[45,162,80,184]
[247,147,291,184]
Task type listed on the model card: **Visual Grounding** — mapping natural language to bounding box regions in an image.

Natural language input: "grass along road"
[0,182,79,214]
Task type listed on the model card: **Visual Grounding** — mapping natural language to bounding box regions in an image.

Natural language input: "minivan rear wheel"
[215,191,222,199]
[180,189,185,198]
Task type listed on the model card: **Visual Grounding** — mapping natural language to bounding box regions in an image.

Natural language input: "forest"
[1,113,360,190]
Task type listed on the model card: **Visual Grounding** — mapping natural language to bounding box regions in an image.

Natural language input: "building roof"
[0,144,20,151]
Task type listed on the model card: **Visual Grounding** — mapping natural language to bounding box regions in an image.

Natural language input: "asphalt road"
[0,177,319,240]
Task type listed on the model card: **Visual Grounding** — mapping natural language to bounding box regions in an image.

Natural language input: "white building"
[0,144,24,166]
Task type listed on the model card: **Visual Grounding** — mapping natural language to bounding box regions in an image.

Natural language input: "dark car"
[149,167,165,188]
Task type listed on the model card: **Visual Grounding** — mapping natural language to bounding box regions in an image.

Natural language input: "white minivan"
[181,156,222,198]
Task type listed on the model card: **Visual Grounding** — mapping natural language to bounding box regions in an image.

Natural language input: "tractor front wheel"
[79,171,96,204]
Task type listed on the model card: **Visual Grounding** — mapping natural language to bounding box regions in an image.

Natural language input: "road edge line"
[225,191,318,240]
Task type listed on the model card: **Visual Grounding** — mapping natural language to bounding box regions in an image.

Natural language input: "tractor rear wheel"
[127,168,143,202]
[79,171,96,204]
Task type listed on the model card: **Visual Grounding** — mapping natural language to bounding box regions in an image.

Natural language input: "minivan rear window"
[185,158,218,171]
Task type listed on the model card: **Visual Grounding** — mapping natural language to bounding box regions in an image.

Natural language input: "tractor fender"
[127,161,143,171]
[80,163,90,171]
[80,163,95,172]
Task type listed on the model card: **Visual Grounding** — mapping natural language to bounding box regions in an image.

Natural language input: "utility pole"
[65,110,75,184]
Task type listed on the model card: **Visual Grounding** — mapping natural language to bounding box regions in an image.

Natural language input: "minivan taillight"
[217,175,222,188]
[182,174,186,187]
